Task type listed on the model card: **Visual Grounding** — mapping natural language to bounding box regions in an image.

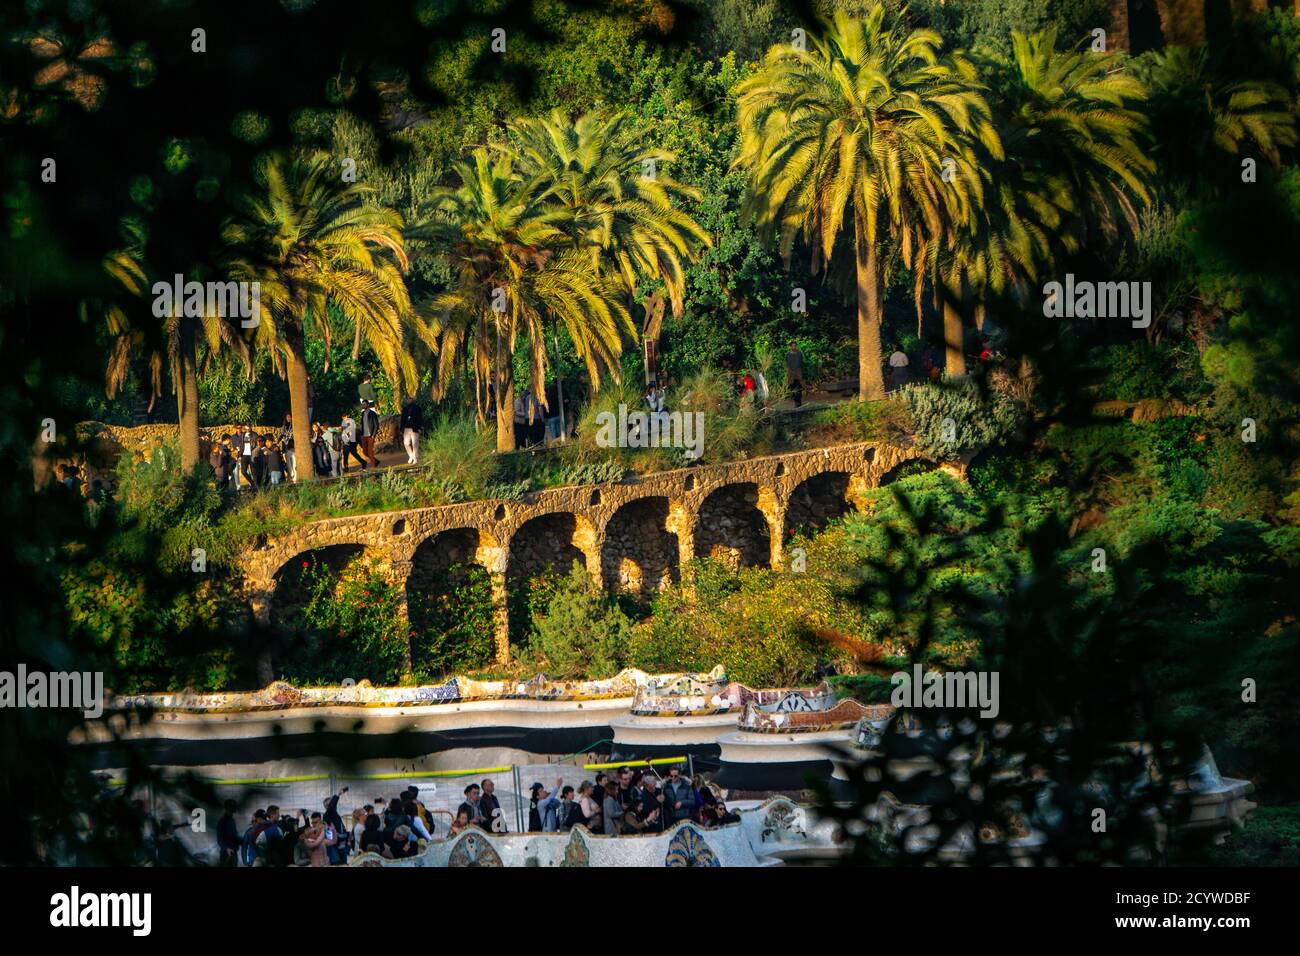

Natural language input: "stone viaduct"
[239,440,954,663]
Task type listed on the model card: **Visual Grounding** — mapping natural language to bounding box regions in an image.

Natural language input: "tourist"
[786,341,805,407]
[710,800,740,827]
[404,800,433,842]
[358,813,385,855]
[529,778,564,832]
[616,767,637,810]
[322,423,341,477]
[239,426,256,487]
[577,781,601,833]
[400,396,424,465]
[692,773,716,812]
[216,799,240,867]
[448,809,470,838]
[340,413,364,472]
[480,778,505,833]
[557,786,579,830]
[208,439,228,487]
[360,400,380,467]
[265,436,284,485]
[644,380,665,413]
[649,790,670,833]
[358,373,378,407]
[544,383,564,445]
[638,774,661,821]
[278,413,295,481]
[383,797,409,834]
[405,786,433,834]
[351,808,369,854]
[664,766,693,824]
[601,781,624,836]
[887,345,910,390]
[323,788,347,864]
[388,824,418,859]
[458,784,486,829]
[300,811,335,867]
[311,423,331,477]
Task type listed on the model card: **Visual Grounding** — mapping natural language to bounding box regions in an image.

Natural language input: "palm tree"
[503,109,709,374]
[418,149,632,452]
[222,151,416,481]
[991,30,1154,246]
[734,3,1001,400]
[1134,44,1297,188]
[101,227,249,472]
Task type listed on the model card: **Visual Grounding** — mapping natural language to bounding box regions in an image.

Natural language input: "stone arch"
[409,527,496,589]
[785,471,858,534]
[268,543,374,630]
[879,458,939,487]
[507,512,598,587]
[693,482,771,570]
[601,495,681,602]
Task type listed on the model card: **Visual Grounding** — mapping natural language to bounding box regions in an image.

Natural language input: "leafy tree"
[504,108,710,373]
[223,151,418,478]
[418,149,632,450]
[735,3,1001,399]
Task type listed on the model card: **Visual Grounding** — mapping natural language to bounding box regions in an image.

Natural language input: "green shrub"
[899,376,1023,459]
[277,557,407,685]
[408,564,497,679]
[529,562,631,678]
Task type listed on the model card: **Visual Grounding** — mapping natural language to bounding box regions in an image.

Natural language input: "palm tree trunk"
[176,316,202,473]
[943,300,966,377]
[285,323,316,482]
[853,207,886,401]
[494,321,515,453]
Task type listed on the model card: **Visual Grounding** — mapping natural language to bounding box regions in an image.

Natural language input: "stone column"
[248,586,275,686]
[383,558,414,676]
[756,486,786,570]
[670,505,696,594]
[479,544,511,664]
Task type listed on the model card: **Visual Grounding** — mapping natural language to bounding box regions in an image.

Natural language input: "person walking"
[399,396,424,465]
[360,401,380,468]
[323,423,342,477]
[786,341,805,407]
[340,413,365,473]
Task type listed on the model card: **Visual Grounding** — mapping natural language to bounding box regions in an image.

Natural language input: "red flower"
[302,560,309,568]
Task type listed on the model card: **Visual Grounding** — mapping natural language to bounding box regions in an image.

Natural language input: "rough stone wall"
[239,440,949,662]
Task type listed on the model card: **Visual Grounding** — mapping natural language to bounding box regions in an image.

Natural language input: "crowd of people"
[203,375,428,491]
[216,765,741,866]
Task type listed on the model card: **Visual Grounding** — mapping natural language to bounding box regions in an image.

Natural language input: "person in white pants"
[399,396,424,465]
